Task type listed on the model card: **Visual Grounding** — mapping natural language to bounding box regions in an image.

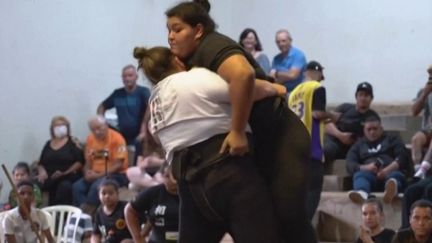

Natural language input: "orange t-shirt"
[85,128,128,174]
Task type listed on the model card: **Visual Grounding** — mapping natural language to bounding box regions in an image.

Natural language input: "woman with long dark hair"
[164,1,314,242]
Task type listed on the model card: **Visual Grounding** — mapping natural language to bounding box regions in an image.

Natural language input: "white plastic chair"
[0,211,7,243]
[41,210,54,242]
[42,205,82,243]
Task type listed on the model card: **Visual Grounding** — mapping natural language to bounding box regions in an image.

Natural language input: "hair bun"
[133,47,149,59]
[193,0,211,12]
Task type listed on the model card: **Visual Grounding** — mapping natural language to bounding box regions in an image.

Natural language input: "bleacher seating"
[317,103,420,242]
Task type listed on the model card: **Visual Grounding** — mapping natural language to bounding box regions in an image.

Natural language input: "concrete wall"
[0,0,431,201]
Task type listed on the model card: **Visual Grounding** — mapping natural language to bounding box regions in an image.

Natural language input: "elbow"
[411,106,417,116]
[242,67,255,85]
[96,104,105,115]
[236,62,255,84]
[124,203,133,219]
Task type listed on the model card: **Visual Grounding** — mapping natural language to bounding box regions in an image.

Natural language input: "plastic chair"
[41,210,54,242]
[42,205,82,243]
[0,211,7,243]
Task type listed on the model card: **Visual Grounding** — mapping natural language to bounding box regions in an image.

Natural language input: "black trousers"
[323,135,351,162]
[306,159,324,222]
[402,177,432,228]
[176,135,280,243]
[41,173,81,205]
[249,96,316,243]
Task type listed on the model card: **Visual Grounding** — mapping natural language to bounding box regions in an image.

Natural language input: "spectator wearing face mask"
[36,116,84,206]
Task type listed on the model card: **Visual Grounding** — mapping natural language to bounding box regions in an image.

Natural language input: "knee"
[412,132,427,146]
[354,170,371,179]
[72,180,81,191]
[59,180,73,191]
[424,186,432,198]
[405,184,423,197]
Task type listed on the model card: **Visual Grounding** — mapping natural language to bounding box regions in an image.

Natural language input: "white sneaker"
[383,178,398,204]
[348,190,368,204]
[415,161,431,179]
[414,169,426,179]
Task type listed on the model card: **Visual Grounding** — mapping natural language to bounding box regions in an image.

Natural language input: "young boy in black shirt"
[91,179,133,243]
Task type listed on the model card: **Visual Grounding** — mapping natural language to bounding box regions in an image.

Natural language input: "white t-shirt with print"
[2,207,50,243]
[149,68,250,163]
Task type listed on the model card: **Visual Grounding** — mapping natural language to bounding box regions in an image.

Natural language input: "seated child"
[4,162,42,210]
[2,180,55,243]
[124,165,179,243]
[91,179,133,243]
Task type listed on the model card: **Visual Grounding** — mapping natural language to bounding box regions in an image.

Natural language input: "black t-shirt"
[131,184,179,243]
[356,228,395,243]
[39,137,84,176]
[335,103,379,138]
[186,31,268,80]
[312,86,326,112]
[393,228,432,243]
[93,201,132,243]
[184,31,280,140]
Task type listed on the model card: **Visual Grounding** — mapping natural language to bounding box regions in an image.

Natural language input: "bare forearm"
[96,104,105,115]
[65,162,82,175]
[125,204,145,242]
[107,160,124,174]
[83,161,91,174]
[325,122,343,137]
[384,161,400,173]
[229,75,254,132]
[43,229,55,243]
[217,55,255,133]
[412,92,429,116]
[276,69,301,84]
[139,108,151,137]
[253,79,277,101]
[37,165,47,175]
[313,111,333,121]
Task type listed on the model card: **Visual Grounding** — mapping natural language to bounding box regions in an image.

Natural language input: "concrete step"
[381,115,421,132]
[382,115,421,144]
[322,175,352,191]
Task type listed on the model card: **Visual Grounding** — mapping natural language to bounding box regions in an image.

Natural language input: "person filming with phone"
[346,115,409,204]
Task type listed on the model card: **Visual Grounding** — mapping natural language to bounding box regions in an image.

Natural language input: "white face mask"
[53,125,68,138]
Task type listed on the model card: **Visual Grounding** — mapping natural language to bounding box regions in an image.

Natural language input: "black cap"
[305,61,325,80]
[306,61,324,72]
[356,82,373,97]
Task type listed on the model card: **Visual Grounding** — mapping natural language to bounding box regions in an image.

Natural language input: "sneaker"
[414,169,426,179]
[415,161,431,179]
[348,190,368,204]
[383,178,398,204]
